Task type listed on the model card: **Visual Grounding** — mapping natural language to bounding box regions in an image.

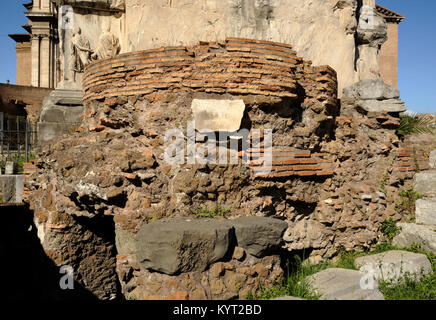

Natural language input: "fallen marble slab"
[306,268,384,300]
[354,250,432,283]
[415,199,436,226]
[393,223,436,255]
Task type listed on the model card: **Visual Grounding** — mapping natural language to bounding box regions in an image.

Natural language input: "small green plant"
[249,255,323,300]
[334,250,360,270]
[396,113,435,137]
[191,202,230,219]
[380,218,400,241]
[395,187,425,218]
[379,270,436,300]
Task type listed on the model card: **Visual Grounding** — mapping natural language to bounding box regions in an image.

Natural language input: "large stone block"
[414,171,436,197]
[191,99,246,132]
[357,99,406,113]
[343,79,400,100]
[136,218,234,275]
[393,223,436,255]
[306,268,384,300]
[0,175,23,203]
[354,250,432,283]
[231,216,288,258]
[37,122,81,144]
[415,199,436,225]
[38,89,84,143]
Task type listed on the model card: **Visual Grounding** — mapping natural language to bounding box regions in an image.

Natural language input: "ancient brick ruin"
[5,0,435,302]
[21,34,434,300]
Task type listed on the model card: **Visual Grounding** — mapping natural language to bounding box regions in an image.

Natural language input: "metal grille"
[0,112,37,168]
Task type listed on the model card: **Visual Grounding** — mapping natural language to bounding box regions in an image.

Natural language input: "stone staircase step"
[393,223,436,255]
[414,171,436,198]
[354,250,432,283]
[416,199,436,225]
[306,268,384,300]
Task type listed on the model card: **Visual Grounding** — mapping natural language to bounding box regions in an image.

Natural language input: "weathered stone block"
[38,89,84,143]
[393,223,436,255]
[5,162,17,175]
[354,250,432,283]
[0,175,23,203]
[414,171,436,197]
[136,218,234,275]
[231,216,288,258]
[191,99,246,132]
[343,79,399,100]
[415,199,436,225]
[306,268,384,300]
[357,99,406,113]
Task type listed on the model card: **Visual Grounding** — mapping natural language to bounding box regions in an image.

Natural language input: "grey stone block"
[416,199,436,225]
[39,105,84,123]
[414,171,436,198]
[115,225,137,255]
[37,122,80,144]
[5,162,17,175]
[0,175,23,203]
[354,250,432,283]
[306,268,384,300]
[37,89,84,143]
[357,99,406,113]
[136,218,234,275]
[231,216,288,258]
[343,79,400,101]
[393,223,436,255]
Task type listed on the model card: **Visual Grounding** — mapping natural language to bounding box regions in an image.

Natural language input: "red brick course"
[83,38,337,107]
[248,147,336,179]
[393,148,431,172]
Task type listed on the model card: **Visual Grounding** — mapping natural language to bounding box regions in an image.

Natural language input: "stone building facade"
[9,1,404,94]
[9,0,58,89]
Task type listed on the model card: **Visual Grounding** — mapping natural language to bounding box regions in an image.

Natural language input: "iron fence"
[0,112,37,170]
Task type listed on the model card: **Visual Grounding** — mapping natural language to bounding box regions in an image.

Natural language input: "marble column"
[31,35,40,87]
[40,34,51,88]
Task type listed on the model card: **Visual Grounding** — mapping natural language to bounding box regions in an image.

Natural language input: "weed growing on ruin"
[248,255,324,300]
[395,187,425,218]
[379,272,436,300]
[380,219,400,241]
[334,250,360,270]
[192,202,230,219]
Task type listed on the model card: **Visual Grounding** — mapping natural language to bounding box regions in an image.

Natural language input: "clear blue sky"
[0,0,435,114]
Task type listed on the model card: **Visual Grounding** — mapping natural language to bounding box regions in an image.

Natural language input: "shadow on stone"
[0,204,98,301]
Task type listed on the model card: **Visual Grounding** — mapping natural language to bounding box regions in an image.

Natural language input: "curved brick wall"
[83,38,337,106]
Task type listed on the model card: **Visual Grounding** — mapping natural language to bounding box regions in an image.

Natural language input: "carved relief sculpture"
[92,22,121,60]
[70,26,93,81]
